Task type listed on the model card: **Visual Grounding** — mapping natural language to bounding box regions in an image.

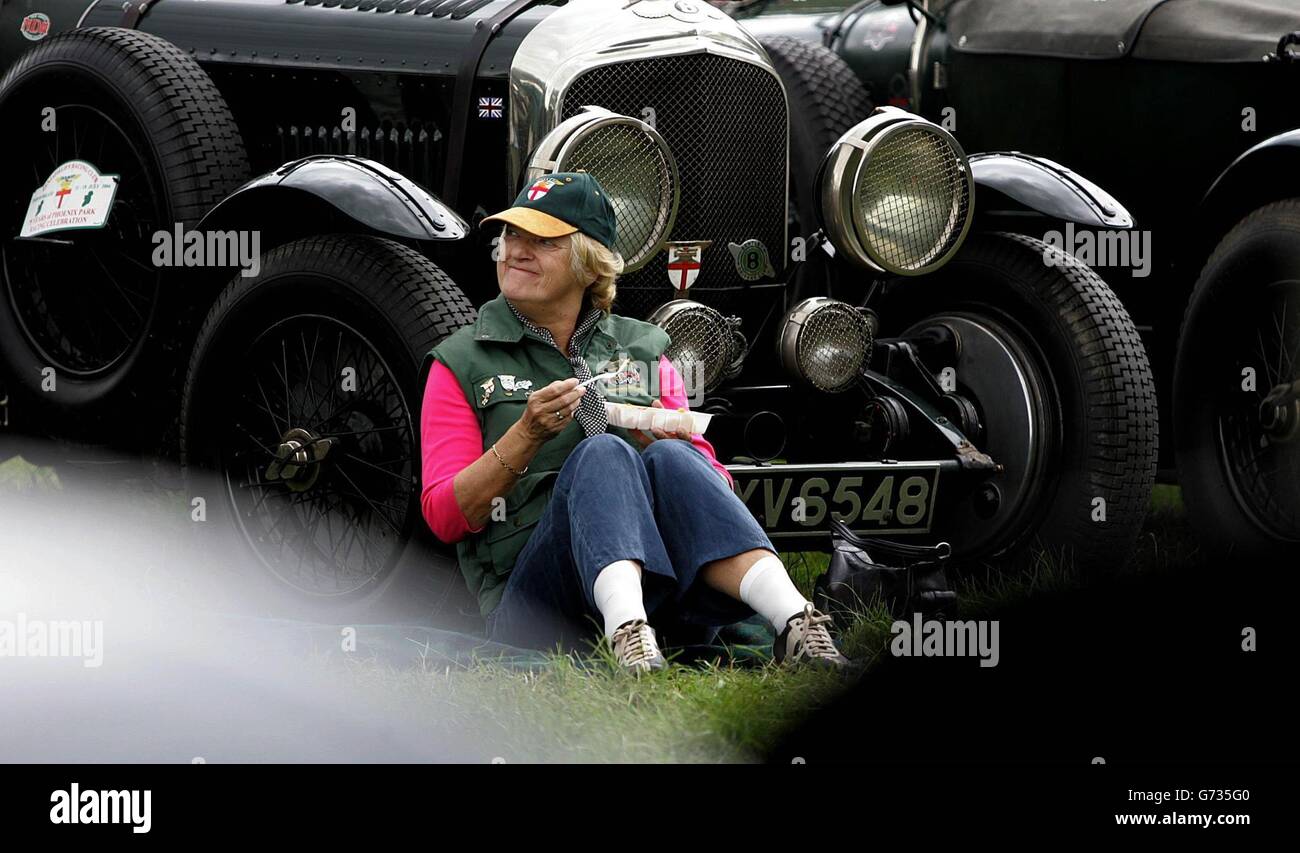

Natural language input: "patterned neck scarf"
[505,297,610,438]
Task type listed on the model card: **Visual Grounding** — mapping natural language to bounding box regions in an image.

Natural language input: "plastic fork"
[578,370,618,388]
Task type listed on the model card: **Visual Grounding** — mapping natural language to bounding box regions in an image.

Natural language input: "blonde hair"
[569,231,623,314]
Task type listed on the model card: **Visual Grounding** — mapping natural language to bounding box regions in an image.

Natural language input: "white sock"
[738,554,810,632]
[593,560,648,639]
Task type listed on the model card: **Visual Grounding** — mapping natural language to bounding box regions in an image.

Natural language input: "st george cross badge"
[526,177,561,201]
[665,240,712,296]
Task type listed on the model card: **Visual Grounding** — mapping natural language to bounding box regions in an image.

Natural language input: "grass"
[0,453,62,491]
[316,484,1207,762]
[1,451,1204,762]
[329,646,857,762]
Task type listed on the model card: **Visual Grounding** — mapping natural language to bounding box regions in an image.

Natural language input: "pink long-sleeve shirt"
[421,358,732,544]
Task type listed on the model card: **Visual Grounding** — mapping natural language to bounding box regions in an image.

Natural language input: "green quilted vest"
[426,294,671,618]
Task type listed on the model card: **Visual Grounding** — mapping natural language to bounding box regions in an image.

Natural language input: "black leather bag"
[814,517,957,626]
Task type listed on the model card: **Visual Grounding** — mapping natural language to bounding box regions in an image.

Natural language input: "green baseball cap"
[482,171,618,251]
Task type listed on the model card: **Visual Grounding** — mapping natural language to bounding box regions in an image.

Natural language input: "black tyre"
[881,232,1158,577]
[1175,201,1300,560]
[760,35,874,242]
[0,27,248,446]
[180,235,478,622]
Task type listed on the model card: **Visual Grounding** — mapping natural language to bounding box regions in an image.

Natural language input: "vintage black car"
[735,0,1299,558]
[0,0,1155,619]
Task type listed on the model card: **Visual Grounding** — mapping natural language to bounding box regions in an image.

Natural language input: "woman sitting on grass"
[421,172,852,673]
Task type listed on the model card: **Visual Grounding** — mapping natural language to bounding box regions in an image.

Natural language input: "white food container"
[604,402,713,435]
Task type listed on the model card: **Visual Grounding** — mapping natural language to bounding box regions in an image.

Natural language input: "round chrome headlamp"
[778,297,875,393]
[525,106,679,272]
[647,299,745,396]
[818,107,974,276]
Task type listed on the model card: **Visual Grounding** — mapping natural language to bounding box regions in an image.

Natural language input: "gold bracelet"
[490,442,528,477]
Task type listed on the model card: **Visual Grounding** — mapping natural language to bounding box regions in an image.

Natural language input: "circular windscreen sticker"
[21,13,51,41]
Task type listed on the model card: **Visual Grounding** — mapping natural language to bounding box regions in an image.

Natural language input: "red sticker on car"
[21,13,51,42]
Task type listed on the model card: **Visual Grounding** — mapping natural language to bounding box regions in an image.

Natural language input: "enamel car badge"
[728,239,775,281]
[665,240,712,296]
[21,160,119,238]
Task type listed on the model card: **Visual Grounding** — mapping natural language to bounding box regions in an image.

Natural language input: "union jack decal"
[477,96,503,119]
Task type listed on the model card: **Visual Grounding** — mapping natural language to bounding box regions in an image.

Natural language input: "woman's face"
[497,225,582,308]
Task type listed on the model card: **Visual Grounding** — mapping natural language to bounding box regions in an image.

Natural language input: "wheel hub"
[901,313,1052,557]
[1259,379,1300,444]
[264,426,335,492]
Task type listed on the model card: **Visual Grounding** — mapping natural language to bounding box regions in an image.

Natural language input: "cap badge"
[526,177,561,201]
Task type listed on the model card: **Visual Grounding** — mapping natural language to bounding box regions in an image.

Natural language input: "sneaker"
[773,603,853,670]
[610,619,667,673]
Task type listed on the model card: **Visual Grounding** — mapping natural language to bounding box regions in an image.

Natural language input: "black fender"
[1197,129,1300,253]
[197,155,469,250]
[969,152,1133,230]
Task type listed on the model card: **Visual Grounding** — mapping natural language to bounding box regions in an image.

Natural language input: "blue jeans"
[484,433,776,654]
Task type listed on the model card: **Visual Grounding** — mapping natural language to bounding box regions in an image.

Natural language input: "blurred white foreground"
[0,439,490,762]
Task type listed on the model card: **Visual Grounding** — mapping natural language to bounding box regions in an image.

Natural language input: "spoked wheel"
[0,27,247,442]
[882,232,1159,577]
[182,235,476,616]
[1176,201,1300,559]
[221,316,418,596]
[1218,281,1300,541]
[4,103,162,377]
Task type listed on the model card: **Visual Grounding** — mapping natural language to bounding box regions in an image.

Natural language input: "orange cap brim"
[480,208,579,239]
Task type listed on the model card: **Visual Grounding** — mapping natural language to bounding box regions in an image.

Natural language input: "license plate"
[727,462,942,538]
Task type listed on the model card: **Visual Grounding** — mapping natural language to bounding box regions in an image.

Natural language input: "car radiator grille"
[561,53,788,320]
[271,122,442,191]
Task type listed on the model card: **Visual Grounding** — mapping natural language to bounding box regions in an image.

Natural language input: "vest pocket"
[484,482,552,575]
